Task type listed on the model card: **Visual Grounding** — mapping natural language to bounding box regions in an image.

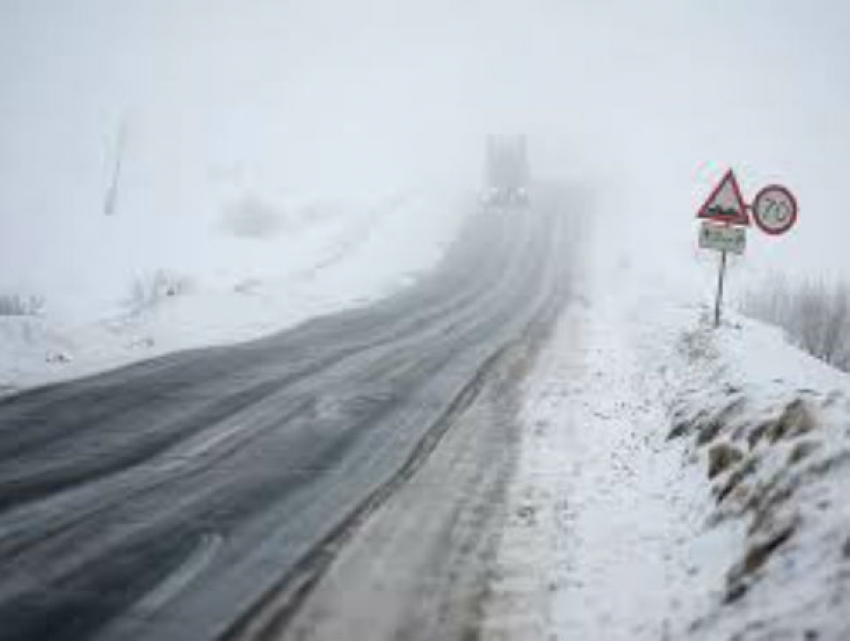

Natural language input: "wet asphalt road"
[0,196,572,641]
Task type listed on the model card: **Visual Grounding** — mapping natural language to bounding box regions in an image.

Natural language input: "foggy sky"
[1,0,849,311]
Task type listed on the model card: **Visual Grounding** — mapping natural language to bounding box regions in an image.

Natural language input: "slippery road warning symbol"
[697,170,750,226]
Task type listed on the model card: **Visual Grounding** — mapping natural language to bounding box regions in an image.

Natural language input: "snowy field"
[0,190,464,395]
[483,257,850,641]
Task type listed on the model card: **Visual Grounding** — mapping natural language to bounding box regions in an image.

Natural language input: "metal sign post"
[698,219,746,327]
[714,248,728,328]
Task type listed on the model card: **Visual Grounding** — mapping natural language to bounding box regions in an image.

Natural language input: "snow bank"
[0,191,464,394]
[663,310,850,640]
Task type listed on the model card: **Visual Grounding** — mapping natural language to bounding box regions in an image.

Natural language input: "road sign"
[752,184,798,235]
[695,169,797,328]
[697,170,750,226]
[699,221,746,255]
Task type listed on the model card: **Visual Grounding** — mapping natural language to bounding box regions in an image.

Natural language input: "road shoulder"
[481,297,721,640]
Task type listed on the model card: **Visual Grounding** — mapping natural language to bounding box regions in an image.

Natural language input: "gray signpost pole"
[714,249,727,328]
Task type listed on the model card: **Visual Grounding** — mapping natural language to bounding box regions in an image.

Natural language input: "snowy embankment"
[0,191,463,395]
[665,313,850,640]
[483,275,850,640]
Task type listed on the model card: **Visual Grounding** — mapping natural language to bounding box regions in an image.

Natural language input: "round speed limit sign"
[752,185,798,235]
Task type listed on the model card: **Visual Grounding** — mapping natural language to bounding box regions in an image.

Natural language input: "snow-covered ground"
[483,259,850,640]
[664,315,850,640]
[0,190,464,395]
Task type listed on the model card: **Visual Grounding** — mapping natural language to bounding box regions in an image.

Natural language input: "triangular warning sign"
[697,170,750,226]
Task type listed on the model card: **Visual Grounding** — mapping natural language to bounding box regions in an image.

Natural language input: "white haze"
[1,0,848,319]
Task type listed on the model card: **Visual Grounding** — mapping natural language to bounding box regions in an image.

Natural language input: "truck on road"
[481,134,530,206]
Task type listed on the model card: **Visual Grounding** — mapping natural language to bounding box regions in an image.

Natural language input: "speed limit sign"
[752,185,798,235]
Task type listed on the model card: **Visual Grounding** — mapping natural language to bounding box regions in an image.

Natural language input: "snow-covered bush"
[742,277,850,372]
[220,197,283,239]
[0,294,45,317]
[126,270,193,314]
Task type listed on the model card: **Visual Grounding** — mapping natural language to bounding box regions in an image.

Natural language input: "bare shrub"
[126,270,193,314]
[0,294,45,317]
[708,442,744,479]
[741,277,850,372]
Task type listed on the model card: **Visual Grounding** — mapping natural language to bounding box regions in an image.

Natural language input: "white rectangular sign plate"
[699,222,746,255]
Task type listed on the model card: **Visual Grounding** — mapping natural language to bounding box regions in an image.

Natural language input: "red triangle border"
[697,169,751,226]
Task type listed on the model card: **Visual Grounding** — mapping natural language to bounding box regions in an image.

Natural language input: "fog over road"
[0,190,575,641]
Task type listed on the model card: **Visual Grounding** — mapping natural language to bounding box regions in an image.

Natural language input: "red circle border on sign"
[752,184,798,235]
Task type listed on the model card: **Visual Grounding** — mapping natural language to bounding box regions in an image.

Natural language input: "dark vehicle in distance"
[481,134,530,206]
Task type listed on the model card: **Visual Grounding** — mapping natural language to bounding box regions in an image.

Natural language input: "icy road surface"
[0,193,575,641]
